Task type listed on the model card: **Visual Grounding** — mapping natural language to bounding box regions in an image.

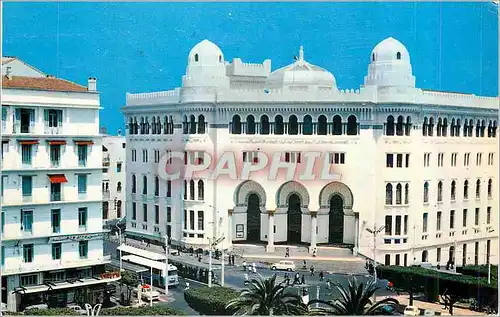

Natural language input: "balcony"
[103,155,110,167]
[13,122,34,134]
[51,160,61,168]
[50,192,62,202]
[103,190,110,200]
[44,126,62,135]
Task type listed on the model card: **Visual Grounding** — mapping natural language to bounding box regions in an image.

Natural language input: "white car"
[270,260,295,271]
[67,305,87,315]
[403,305,420,316]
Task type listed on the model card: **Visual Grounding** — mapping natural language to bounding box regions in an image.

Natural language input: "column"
[266,210,275,252]
[353,214,359,255]
[309,212,318,253]
[228,209,233,243]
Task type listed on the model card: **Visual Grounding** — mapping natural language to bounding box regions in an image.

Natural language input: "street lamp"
[486,228,495,284]
[115,218,125,273]
[208,204,225,287]
[365,224,385,282]
[164,234,169,296]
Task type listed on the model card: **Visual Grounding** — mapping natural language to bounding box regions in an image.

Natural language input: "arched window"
[154,176,159,196]
[169,115,174,134]
[488,120,493,138]
[386,116,395,136]
[246,115,256,134]
[166,180,171,197]
[405,116,412,136]
[488,179,492,198]
[183,115,188,134]
[422,250,428,263]
[404,184,409,204]
[189,115,197,134]
[133,117,138,134]
[422,117,428,136]
[198,180,204,200]
[163,116,168,134]
[437,181,443,202]
[396,116,404,136]
[194,54,199,62]
[117,181,122,193]
[332,115,342,135]
[346,115,358,135]
[116,200,122,218]
[372,53,375,62]
[464,180,469,199]
[396,183,402,205]
[183,180,187,200]
[274,115,284,135]
[128,117,134,135]
[156,116,161,134]
[437,118,442,137]
[476,179,481,199]
[463,120,468,137]
[189,180,195,200]
[260,115,270,134]
[303,115,313,135]
[468,119,474,137]
[231,115,241,134]
[423,182,429,203]
[480,120,486,137]
[451,180,456,200]
[145,117,150,134]
[385,183,393,205]
[442,118,448,137]
[131,174,136,194]
[152,117,157,134]
[396,52,401,60]
[198,115,206,134]
[140,117,145,134]
[493,120,498,137]
[142,175,148,195]
[317,115,327,135]
[475,120,481,137]
[288,115,298,135]
[450,119,456,137]
[428,118,434,136]
[456,119,461,137]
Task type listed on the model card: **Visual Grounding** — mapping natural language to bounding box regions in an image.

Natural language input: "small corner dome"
[370,37,410,62]
[188,39,225,66]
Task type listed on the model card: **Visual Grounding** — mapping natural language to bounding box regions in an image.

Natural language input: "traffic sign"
[212,236,225,247]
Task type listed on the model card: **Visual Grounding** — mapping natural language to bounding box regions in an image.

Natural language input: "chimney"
[46,74,55,78]
[88,77,97,91]
[6,67,12,80]
[100,127,107,135]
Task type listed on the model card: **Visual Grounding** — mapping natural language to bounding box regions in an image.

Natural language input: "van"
[270,260,295,271]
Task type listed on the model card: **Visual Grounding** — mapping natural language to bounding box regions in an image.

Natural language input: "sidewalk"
[242,254,363,262]
[376,294,486,316]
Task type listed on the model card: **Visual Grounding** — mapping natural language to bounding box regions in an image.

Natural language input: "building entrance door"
[287,194,302,243]
[246,194,261,242]
[328,195,344,244]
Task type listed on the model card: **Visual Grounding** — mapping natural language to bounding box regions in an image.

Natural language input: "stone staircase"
[231,244,355,258]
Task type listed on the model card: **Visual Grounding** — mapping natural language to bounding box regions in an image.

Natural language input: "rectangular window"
[79,241,88,258]
[487,240,491,264]
[197,210,204,230]
[143,204,148,222]
[385,216,392,235]
[463,244,467,266]
[46,109,62,127]
[52,243,62,260]
[437,248,441,263]
[476,153,482,166]
[23,244,34,262]
[1,212,4,235]
[395,254,400,266]
[2,140,9,161]
[142,149,148,163]
[463,209,467,227]
[487,206,491,224]
[1,175,7,197]
[51,209,61,233]
[404,215,408,235]
[166,181,171,197]
[78,207,87,228]
[50,183,61,202]
[396,154,403,168]
[50,145,61,167]
[102,202,109,219]
[423,153,430,167]
[132,202,137,220]
[20,274,38,286]
[475,241,479,265]
[117,163,122,173]
[167,206,171,223]
[189,210,195,230]
[475,208,479,226]
[184,210,187,230]
[423,213,428,233]
[77,145,88,167]
[450,210,455,229]
[385,254,390,265]
[155,205,159,224]
[330,152,345,164]
[438,153,444,167]
[21,176,32,197]
[1,245,4,266]
[21,144,32,165]
[21,210,33,233]
[386,154,393,168]
[77,174,87,194]
[405,154,410,167]
[437,211,442,231]
[131,149,137,162]
[395,215,401,235]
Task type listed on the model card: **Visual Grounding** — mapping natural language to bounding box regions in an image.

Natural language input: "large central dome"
[266,46,337,89]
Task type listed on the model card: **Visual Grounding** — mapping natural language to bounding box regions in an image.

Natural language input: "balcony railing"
[13,122,34,134]
[2,255,112,275]
[44,126,62,134]
[50,192,62,202]
[103,191,110,200]
[51,160,61,168]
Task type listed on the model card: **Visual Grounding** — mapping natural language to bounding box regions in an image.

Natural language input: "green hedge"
[457,265,498,281]
[184,286,239,315]
[23,308,80,315]
[100,306,186,315]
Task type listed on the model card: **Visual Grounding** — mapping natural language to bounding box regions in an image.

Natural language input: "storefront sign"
[236,224,244,238]
[100,271,120,279]
[48,232,104,243]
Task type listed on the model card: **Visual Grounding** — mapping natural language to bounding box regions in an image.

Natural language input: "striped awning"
[19,140,39,145]
[48,174,68,184]
[48,140,66,145]
[74,140,94,145]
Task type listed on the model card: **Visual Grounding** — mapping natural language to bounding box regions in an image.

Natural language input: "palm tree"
[308,277,399,315]
[225,274,307,315]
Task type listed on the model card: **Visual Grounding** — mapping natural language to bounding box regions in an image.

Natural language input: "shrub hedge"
[23,308,80,315]
[184,286,239,315]
[457,265,498,281]
[100,306,186,315]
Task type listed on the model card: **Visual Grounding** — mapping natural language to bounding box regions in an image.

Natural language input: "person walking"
[301,274,306,285]
[319,270,324,281]
[326,279,331,290]
[244,273,249,285]
[242,261,247,271]
[285,247,290,258]
[293,272,300,286]
[302,259,307,270]
[312,248,317,257]
[310,265,315,276]
[252,263,257,274]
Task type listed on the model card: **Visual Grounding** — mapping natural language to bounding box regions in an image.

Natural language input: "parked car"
[270,260,295,271]
[24,304,49,311]
[403,305,420,316]
[424,309,436,316]
[67,305,87,315]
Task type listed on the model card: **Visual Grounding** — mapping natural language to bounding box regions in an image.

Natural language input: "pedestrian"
[319,270,324,281]
[301,274,306,285]
[252,262,257,274]
[285,247,290,258]
[387,281,394,291]
[232,254,235,265]
[326,279,331,290]
[185,282,190,290]
[313,248,317,257]
[302,260,307,270]
[243,261,247,271]
[294,272,300,285]
[310,265,315,276]
[244,273,249,285]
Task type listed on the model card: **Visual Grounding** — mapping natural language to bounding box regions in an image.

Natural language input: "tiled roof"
[2,75,88,92]
[2,57,16,65]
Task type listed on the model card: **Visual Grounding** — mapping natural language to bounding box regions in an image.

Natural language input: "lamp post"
[486,228,495,284]
[208,237,213,288]
[208,204,225,287]
[115,219,124,273]
[365,224,385,282]
[165,234,169,296]
[149,266,153,307]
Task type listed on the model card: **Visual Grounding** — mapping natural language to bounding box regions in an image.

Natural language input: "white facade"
[1,58,117,311]
[102,133,126,221]
[122,38,499,269]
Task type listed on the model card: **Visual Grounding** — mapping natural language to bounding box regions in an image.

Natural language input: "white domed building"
[123,38,498,268]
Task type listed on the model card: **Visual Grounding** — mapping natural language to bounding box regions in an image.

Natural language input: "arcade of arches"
[230,180,358,253]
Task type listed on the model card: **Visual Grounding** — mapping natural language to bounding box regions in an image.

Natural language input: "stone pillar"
[354,214,359,255]
[309,212,318,253]
[266,210,275,252]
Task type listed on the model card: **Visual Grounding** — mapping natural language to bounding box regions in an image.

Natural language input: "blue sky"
[3,2,498,135]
